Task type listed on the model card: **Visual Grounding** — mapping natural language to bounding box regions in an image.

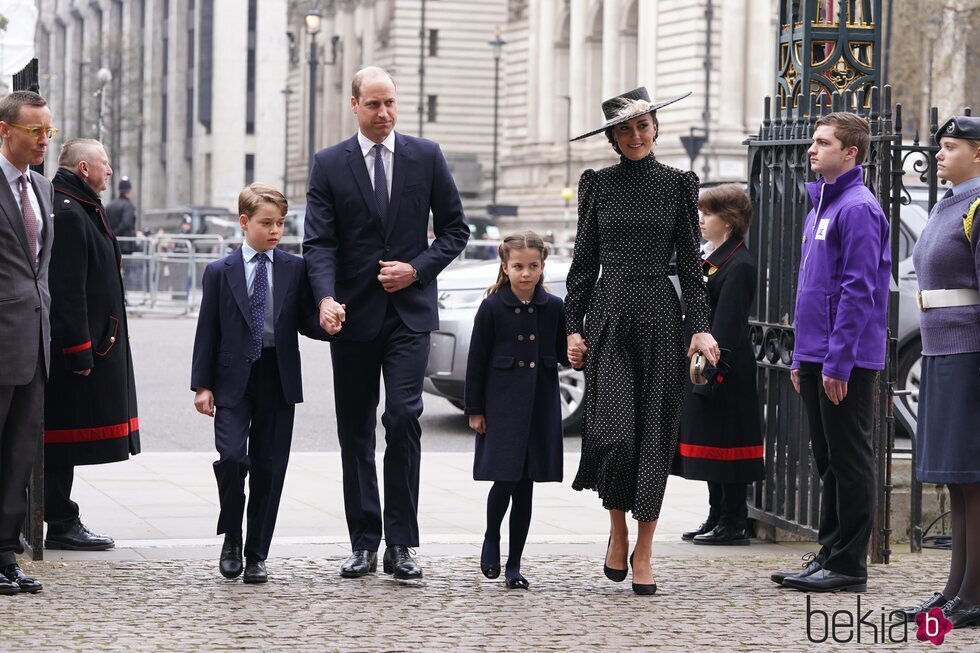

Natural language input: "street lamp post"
[281,86,295,191]
[306,7,322,170]
[560,95,573,239]
[488,28,506,209]
[95,67,112,146]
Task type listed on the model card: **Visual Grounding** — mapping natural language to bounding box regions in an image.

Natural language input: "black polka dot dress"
[565,153,710,522]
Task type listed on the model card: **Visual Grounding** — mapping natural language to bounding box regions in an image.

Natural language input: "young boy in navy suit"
[191,183,331,583]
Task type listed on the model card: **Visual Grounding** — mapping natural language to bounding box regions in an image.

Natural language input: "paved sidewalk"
[3,453,976,651]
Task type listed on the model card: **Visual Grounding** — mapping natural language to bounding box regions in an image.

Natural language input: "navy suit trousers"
[213,348,294,562]
[330,302,430,550]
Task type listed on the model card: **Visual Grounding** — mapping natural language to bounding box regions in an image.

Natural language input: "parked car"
[142,205,240,238]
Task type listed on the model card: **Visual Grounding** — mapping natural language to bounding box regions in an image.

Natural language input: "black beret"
[935,115,980,144]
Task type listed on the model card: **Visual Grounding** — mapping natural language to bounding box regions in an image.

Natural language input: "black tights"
[483,479,534,579]
[942,483,980,604]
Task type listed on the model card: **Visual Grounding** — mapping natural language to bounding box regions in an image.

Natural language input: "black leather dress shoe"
[771,552,822,585]
[243,560,268,584]
[942,597,980,628]
[782,568,867,593]
[0,564,42,594]
[681,517,718,542]
[692,523,750,546]
[383,545,422,580]
[0,572,20,595]
[340,550,378,578]
[219,534,243,579]
[45,522,115,551]
[897,591,948,621]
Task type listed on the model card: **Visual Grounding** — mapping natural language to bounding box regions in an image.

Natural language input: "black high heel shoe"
[629,551,657,595]
[480,536,501,579]
[603,537,628,582]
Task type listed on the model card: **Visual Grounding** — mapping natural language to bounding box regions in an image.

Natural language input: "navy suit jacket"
[190,248,328,407]
[303,132,469,341]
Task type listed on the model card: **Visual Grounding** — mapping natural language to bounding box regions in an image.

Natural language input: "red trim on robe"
[44,417,140,444]
[678,443,763,461]
[62,341,92,354]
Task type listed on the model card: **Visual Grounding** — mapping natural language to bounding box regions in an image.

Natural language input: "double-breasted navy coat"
[464,284,569,482]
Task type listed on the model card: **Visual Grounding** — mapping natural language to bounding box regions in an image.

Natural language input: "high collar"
[53,167,103,206]
[618,152,658,172]
[497,282,548,307]
[704,236,745,271]
[806,164,864,207]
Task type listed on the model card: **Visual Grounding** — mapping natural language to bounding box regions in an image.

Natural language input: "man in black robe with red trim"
[43,139,140,550]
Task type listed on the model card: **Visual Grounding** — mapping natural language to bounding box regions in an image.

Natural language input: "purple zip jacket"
[791,165,891,380]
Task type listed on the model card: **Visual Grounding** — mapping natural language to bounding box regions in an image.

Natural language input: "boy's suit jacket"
[191,247,327,407]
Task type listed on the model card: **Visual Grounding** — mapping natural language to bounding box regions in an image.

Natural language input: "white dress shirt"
[0,151,43,258]
[357,129,395,199]
[241,242,275,346]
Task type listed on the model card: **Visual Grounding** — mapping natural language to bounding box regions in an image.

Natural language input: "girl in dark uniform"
[564,88,719,595]
[464,231,568,589]
[675,184,763,545]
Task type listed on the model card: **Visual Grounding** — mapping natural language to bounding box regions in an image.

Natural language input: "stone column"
[636,0,658,90]
[719,0,746,132]
[536,0,556,143]
[600,0,620,99]
[568,0,588,135]
[361,0,376,66]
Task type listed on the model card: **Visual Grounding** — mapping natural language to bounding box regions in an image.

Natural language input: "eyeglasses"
[8,124,60,140]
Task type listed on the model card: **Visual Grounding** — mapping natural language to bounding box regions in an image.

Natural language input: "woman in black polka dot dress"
[565,88,719,595]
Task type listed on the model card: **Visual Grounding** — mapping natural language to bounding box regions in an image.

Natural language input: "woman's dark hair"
[697,184,753,238]
[605,111,659,155]
[486,230,549,296]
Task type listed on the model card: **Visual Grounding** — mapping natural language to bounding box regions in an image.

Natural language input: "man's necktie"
[249,254,268,362]
[19,175,38,266]
[943,188,954,200]
[374,143,389,225]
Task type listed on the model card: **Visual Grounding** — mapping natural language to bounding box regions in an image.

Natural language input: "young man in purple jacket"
[771,112,891,593]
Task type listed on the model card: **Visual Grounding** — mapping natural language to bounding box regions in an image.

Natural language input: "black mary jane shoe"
[896,592,948,622]
[629,551,657,596]
[681,517,718,542]
[603,537,628,582]
[504,575,529,590]
[480,536,501,579]
[942,597,980,629]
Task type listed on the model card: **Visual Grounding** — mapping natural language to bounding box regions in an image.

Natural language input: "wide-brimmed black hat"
[570,87,692,142]
[935,115,980,145]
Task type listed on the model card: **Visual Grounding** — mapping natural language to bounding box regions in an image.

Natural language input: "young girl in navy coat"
[464,231,569,589]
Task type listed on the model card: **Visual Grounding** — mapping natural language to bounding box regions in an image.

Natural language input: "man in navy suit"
[192,183,329,584]
[304,66,469,580]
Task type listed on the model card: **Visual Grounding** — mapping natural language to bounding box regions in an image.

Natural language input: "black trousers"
[44,464,80,531]
[798,362,877,577]
[330,302,430,551]
[213,348,295,563]
[0,353,45,566]
[707,482,748,524]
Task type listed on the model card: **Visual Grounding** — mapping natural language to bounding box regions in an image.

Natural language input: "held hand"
[790,369,801,394]
[567,333,588,369]
[378,260,416,293]
[687,332,720,366]
[74,369,92,377]
[319,297,346,335]
[194,388,215,417]
[469,415,486,435]
[822,374,848,406]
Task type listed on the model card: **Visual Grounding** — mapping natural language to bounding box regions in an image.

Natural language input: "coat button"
[529,334,536,341]
[517,335,524,341]
[245,356,251,363]
[385,246,391,252]
[109,336,116,343]
[518,360,525,367]
[528,307,534,313]
[529,361,536,368]
[514,308,521,314]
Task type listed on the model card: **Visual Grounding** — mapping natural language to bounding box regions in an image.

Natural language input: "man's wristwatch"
[412,267,420,284]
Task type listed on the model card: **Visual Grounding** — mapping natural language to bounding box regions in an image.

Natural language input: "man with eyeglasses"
[0,90,56,595]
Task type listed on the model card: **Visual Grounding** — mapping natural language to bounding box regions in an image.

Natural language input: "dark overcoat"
[464,284,569,482]
[674,237,764,482]
[43,169,140,466]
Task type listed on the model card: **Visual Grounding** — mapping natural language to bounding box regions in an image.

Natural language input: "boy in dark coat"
[191,183,330,583]
[44,139,139,552]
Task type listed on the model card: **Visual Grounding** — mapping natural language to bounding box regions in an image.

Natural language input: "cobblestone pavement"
[3,551,979,652]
